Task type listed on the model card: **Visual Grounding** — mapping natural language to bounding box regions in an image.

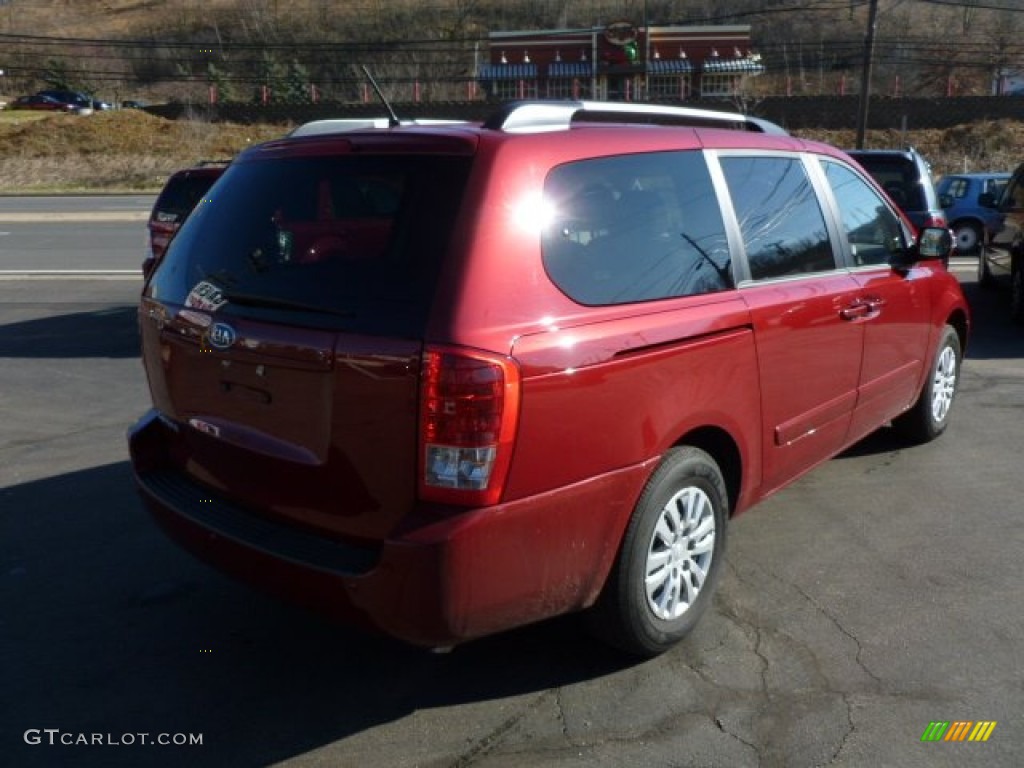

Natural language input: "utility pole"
[855,0,880,148]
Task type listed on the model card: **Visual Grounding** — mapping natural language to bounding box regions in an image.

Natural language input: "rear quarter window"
[541,151,733,305]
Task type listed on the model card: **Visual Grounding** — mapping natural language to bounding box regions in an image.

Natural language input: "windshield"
[146,153,472,335]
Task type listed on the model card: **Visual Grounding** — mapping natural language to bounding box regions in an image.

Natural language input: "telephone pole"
[855,0,880,149]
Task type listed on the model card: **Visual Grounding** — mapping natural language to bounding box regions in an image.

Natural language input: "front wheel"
[894,325,961,444]
[589,446,728,657]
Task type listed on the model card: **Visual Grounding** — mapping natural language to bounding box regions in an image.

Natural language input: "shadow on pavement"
[1,462,633,768]
[0,306,139,358]
[960,280,1024,361]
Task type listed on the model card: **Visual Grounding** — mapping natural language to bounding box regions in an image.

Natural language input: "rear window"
[152,172,221,224]
[849,155,926,212]
[146,154,472,335]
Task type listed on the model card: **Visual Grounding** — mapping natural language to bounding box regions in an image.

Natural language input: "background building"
[478,22,764,102]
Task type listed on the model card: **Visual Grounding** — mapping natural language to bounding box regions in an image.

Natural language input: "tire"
[953,222,982,254]
[977,247,994,289]
[589,446,728,657]
[894,325,961,444]
[1012,262,1024,324]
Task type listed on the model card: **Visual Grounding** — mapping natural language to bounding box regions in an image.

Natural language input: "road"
[0,195,152,274]
[1,204,1022,768]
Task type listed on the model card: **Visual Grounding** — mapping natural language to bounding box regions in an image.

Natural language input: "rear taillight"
[419,346,521,506]
[922,213,948,228]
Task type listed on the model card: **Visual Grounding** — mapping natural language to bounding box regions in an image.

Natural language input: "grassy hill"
[0,109,289,193]
[2,106,1022,194]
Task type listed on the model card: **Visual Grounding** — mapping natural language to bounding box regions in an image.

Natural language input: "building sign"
[603,21,638,46]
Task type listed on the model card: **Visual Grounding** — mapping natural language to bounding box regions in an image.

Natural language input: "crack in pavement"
[818,692,855,767]
[724,557,883,690]
[784,579,884,690]
[448,691,552,768]
[714,712,764,766]
[554,686,570,744]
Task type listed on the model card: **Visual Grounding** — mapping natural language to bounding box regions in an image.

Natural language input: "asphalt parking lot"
[1,265,1022,767]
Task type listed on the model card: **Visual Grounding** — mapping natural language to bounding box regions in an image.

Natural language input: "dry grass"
[0,109,290,193]
[2,107,1024,194]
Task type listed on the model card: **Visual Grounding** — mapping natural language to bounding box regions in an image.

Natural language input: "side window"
[988,178,1008,199]
[720,156,836,280]
[821,160,906,266]
[542,151,732,306]
[1004,175,1024,209]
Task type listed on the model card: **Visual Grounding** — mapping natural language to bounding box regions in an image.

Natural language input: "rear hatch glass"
[849,154,926,213]
[149,168,225,259]
[149,153,470,335]
[142,152,472,541]
[151,169,223,226]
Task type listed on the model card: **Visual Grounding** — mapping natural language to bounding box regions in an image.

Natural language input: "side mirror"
[978,192,996,209]
[939,193,953,208]
[917,226,954,262]
[892,226,952,269]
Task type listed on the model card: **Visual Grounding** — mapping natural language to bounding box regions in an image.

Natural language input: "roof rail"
[481,100,787,135]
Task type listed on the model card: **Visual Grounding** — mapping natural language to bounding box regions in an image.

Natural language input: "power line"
[916,0,1024,10]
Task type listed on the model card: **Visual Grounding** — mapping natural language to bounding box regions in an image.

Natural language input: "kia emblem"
[208,322,236,350]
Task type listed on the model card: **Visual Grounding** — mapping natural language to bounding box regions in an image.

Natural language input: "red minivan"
[129,101,969,656]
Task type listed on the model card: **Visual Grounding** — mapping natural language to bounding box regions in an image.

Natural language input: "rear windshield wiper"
[220,290,355,318]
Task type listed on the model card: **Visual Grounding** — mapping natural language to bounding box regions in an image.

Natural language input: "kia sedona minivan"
[129,101,968,656]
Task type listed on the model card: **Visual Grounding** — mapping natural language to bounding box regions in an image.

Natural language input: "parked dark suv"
[145,161,228,273]
[129,101,968,656]
[847,148,948,234]
[979,162,1024,321]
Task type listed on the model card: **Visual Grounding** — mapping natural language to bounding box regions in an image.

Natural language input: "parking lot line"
[0,270,141,280]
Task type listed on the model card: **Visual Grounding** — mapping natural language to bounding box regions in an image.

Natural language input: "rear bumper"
[129,409,649,647]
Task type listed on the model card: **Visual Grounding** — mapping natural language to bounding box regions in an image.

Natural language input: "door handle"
[840,302,870,321]
[841,296,885,321]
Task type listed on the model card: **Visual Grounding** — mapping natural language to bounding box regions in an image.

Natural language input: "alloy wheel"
[644,486,716,621]
[931,344,958,423]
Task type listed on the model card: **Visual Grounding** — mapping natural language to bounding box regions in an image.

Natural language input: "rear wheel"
[894,325,961,443]
[590,446,727,657]
[953,222,982,254]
